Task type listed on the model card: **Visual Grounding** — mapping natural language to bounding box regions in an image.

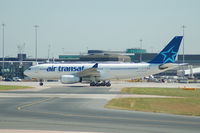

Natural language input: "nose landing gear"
[39,79,43,86]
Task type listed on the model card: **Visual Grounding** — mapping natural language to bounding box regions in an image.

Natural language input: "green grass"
[105,87,200,116]
[0,85,32,90]
[105,97,200,116]
[122,87,200,97]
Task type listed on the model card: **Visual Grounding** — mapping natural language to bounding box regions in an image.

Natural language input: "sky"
[0,0,200,58]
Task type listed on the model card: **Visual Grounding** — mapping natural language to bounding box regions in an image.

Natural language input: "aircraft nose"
[24,69,30,77]
[24,70,28,76]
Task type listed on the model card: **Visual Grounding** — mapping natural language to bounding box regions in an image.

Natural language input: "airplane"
[24,36,183,86]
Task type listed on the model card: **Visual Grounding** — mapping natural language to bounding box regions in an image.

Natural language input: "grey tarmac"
[0,81,200,133]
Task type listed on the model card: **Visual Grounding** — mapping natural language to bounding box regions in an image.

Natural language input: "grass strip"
[105,97,200,116]
[105,87,200,116]
[122,87,200,97]
[0,85,33,91]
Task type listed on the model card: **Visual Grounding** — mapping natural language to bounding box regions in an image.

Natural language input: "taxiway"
[0,82,200,133]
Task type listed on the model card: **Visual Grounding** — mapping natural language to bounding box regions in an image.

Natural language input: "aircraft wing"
[76,63,100,77]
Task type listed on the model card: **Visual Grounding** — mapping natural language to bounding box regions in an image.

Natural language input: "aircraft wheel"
[95,82,101,86]
[90,82,96,86]
[39,82,43,86]
[105,82,111,87]
[101,81,106,86]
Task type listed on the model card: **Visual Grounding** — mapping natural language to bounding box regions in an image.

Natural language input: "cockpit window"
[28,68,31,70]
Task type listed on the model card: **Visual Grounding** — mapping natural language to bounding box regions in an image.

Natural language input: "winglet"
[149,36,183,64]
[92,63,98,68]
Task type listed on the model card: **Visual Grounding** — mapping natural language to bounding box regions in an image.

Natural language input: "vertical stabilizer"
[149,36,183,64]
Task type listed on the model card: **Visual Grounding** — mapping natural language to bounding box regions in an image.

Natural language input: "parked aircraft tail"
[149,36,183,64]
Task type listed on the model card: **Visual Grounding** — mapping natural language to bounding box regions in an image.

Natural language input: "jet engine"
[61,75,81,84]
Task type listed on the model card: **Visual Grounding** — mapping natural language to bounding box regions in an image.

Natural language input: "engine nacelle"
[61,75,81,84]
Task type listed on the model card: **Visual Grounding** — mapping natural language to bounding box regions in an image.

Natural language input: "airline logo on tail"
[161,46,177,63]
[149,36,183,64]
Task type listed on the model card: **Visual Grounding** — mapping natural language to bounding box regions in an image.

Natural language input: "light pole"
[48,44,51,61]
[34,25,39,62]
[182,25,186,64]
[140,39,143,62]
[62,48,65,54]
[2,23,5,77]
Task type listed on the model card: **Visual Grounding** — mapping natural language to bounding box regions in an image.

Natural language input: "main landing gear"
[90,81,111,87]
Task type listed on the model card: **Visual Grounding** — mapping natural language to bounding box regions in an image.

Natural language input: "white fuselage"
[24,36,183,84]
[24,63,170,81]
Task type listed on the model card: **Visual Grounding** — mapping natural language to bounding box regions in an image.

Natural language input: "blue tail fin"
[149,36,183,64]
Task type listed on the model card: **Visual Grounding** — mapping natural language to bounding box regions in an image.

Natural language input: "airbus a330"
[24,36,183,86]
